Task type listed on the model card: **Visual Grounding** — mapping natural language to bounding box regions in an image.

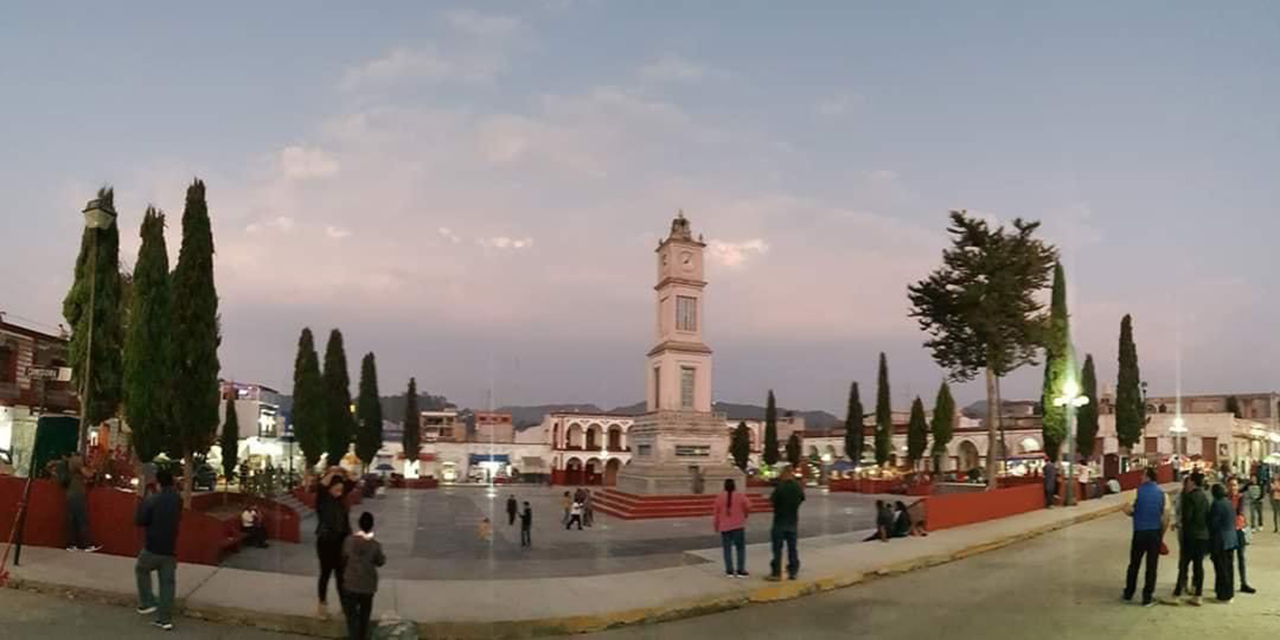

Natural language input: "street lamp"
[1054,378,1090,506]
[77,196,117,454]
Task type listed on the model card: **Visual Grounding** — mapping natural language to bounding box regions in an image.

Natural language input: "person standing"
[506,494,518,527]
[1172,475,1209,604]
[1270,476,1280,533]
[315,467,355,619]
[341,512,386,640]
[583,490,595,528]
[565,500,584,530]
[1228,477,1257,594]
[561,491,572,526]
[1122,467,1167,606]
[1247,474,1264,532]
[519,501,533,548]
[1043,459,1058,509]
[134,468,183,631]
[1209,483,1237,602]
[765,467,805,582]
[712,478,750,578]
[60,453,99,552]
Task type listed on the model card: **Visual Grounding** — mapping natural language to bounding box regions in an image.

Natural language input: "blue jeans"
[135,549,176,624]
[720,529,746,574]
[770,527,799,578]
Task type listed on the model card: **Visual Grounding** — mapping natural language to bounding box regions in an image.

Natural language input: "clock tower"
[617,211,744,495]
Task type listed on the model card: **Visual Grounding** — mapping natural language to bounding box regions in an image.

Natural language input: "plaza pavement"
[2,484,1166,638]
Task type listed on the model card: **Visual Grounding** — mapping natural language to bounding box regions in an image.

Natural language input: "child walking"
[342,512,386,640]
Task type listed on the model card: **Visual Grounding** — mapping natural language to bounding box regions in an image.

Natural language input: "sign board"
[675,444,711,458]
[25,367,62,381]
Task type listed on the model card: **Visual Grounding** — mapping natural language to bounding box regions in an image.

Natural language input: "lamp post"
[1054,379,1090,506]
[77,197,117,454]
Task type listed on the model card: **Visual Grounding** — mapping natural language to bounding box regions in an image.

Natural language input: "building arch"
[1019,437,1043,454]
[607,426,623,450]
[566,423,585,449]
[958,440,980,470]
[565,456,584,485]
[586,423,604,450]
[585,457,603,485]
[605,458,621,485]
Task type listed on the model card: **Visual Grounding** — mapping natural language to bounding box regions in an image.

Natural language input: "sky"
[3,1,1280,415]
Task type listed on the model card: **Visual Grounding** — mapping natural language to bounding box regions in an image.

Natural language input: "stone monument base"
[615,409,746,495]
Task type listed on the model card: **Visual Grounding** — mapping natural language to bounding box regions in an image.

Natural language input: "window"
[0,345,15,383]
[653,366,661,407]
[676,296,697,332]
[680,366,695,409]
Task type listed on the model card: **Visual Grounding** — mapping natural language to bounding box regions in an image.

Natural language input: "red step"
[593,488,772,520]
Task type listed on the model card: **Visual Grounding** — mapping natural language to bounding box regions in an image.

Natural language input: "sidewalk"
[3,485,1165,638]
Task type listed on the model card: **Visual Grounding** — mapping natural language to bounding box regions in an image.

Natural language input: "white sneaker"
[83,545,101,553]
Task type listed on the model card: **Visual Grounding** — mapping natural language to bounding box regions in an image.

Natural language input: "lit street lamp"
[1054,378,1090,506]
[77,196,117,454]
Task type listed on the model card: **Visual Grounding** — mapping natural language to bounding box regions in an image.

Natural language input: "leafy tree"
[291,328,326,474]
[322,329,354,467]
[1076,354,1099,459]
[1115,315,1144,452]
[874,353,892,466]
[908,210,1057,489]
[1039,263,1073,462]
[171,179,222,504]
[907,396,928,467]
[402,378,421,473]
[785,432,801,468]
[220,395,239,487]
[843,382,864,465]
[63,186,125,445]
[763,390,780,466]
[730,421,751,470]
[355,352,383,471]
[1226,395,1242,419]
[122,207,172,463]
[931,381,956,472]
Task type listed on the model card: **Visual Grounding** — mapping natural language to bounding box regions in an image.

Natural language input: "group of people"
[313,466,387,640]
[865,499,927,542]
[503,495,534,547]
[1123,465,1262,606]
[562,488,595,530]
[712,466,807,581]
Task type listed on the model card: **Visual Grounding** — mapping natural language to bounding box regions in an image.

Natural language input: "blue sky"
[3,2,1280,413]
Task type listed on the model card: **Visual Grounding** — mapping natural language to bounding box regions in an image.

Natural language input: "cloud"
[638,54,722,83]
[815,93,860,116]
[867,169,898,183]
[438,227,463,244]
[244,216,295,234]
[338,46,503,90]
[448,10,520,38]
[707,239,769,267]
[478,236,534,250]
[278,145,340,180]
[325,225,352,239]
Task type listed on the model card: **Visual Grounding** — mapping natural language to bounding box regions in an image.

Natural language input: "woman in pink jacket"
[713,478,751,577]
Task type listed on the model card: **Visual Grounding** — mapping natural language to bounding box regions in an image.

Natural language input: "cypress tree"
[843,382,864,466]
[1039,262,1072,462]
[122,207,172,463]
[875,353,892,467]
[730,421,751,470]
[291,328,325,473]
[763,390,779,467]
[402,378,421,473]
[930,381,955,472]
[171,179,221,504]
[1076,354,1099,459]
[220,395,239,488]
[322,329,354,467]
[907,396,928,467]
[62,186,125,440]
[785,432,801,468]
[355,352,383,471]
[1115,315,1144,452]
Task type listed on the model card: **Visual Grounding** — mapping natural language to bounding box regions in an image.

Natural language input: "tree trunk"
[985,366,999,491]
[182,456,194,507]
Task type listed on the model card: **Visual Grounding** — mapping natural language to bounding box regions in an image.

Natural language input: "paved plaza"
[223,486,884,579]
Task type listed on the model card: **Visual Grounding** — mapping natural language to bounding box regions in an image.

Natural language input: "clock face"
[680,251,693,270]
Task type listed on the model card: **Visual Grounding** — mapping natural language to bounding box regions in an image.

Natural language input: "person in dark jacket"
[890,501,912,538]
[1043,460,1058,509]
[520,501,533,548]
[1228,477,1257,594]
[1173,474,1210,605]
[1122,467,1167,606]
[506,495,518,526]
[134,468,183,631]
[341,512,386,640]
[765,467,805,581]
[1209,483,1238,602]
[315,467,355,619]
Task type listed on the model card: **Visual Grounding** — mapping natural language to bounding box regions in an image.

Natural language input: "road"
[568,512,1280,640]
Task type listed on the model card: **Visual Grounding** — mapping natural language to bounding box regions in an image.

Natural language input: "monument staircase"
[592,488,773,520]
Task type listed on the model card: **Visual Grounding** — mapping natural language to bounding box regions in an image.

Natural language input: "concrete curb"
[3,500,1134,638]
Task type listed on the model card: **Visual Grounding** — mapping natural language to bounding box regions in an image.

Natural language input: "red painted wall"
[925,483,1044,531]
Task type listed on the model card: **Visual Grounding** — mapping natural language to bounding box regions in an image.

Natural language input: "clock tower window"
[676,296,697,332]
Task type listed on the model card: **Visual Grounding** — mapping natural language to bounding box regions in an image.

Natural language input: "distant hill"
[603,401,841,430]
[277,391,451,423]
[962,399,1040,419]
[498,404,606,429]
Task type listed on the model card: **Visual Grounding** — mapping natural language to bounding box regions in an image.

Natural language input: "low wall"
[0,477,244,565]
[827,478,931,495]
[925,483,1044,531]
